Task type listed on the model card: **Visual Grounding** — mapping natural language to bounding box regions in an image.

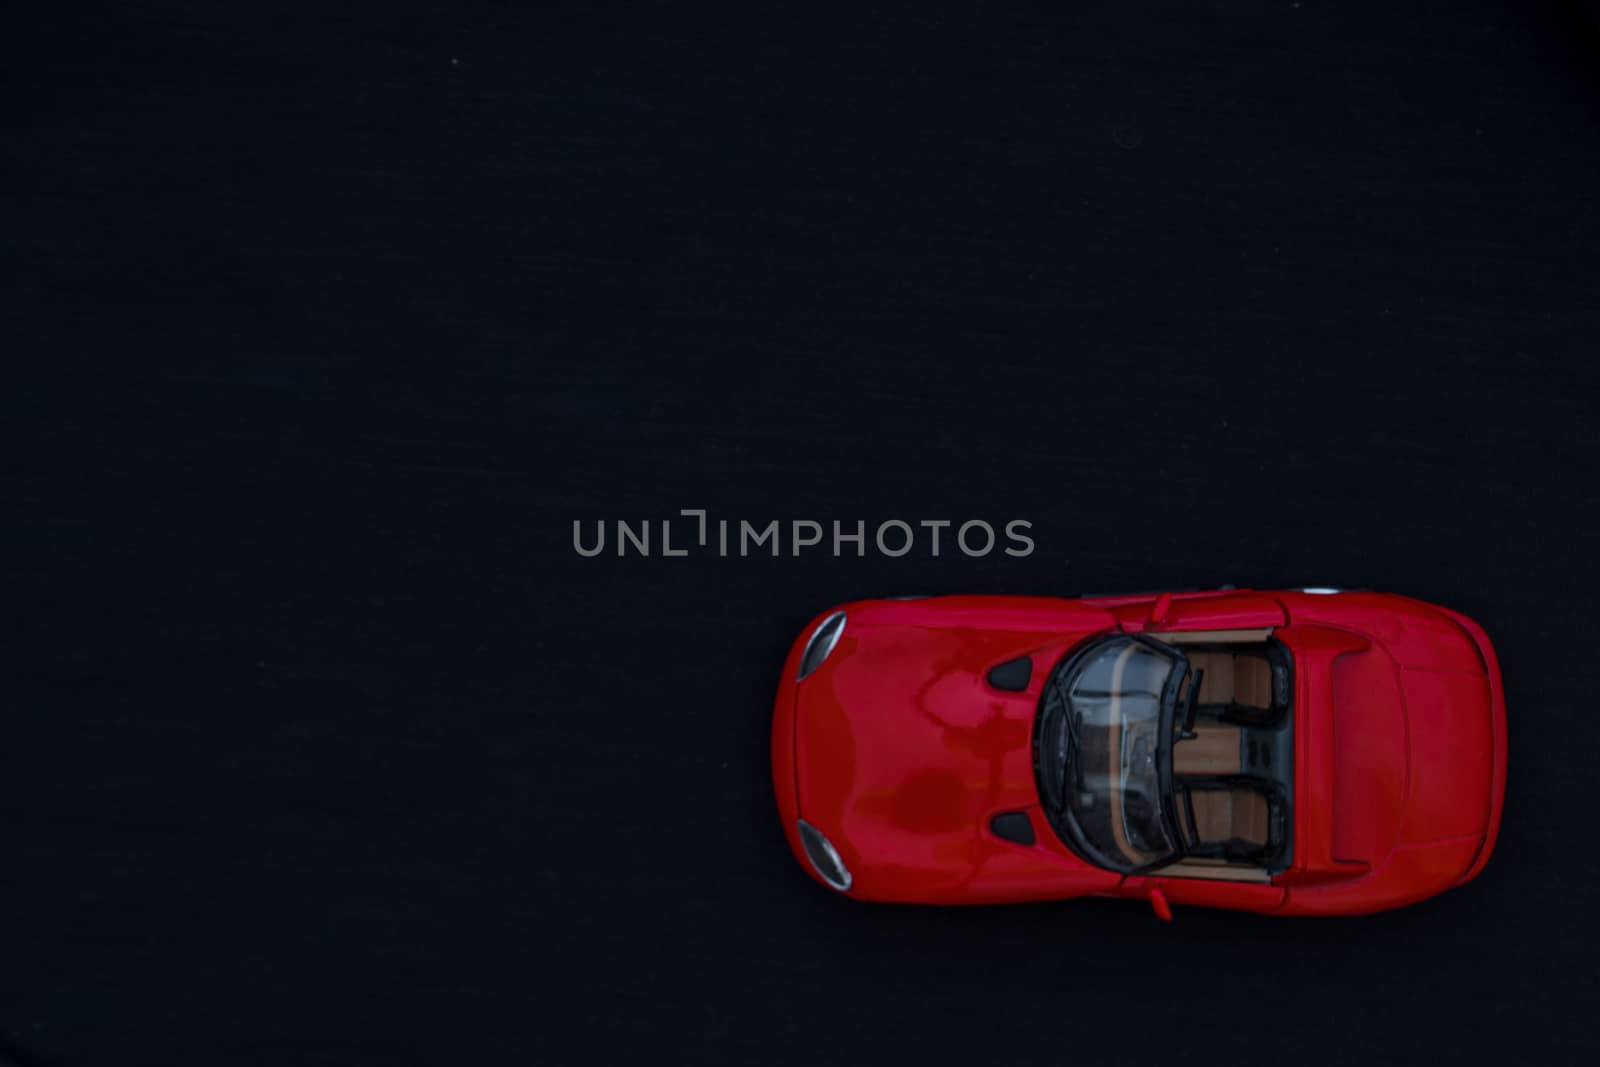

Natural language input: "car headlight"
[797,611,846,680]
[796,820,852,891]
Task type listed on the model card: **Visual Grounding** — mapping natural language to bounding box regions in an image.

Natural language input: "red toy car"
[772,589,1505,918]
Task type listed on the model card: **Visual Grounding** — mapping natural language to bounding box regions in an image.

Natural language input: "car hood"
[792,607,1110,900]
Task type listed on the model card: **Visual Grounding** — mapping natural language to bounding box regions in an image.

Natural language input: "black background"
[4,2,1599,1064]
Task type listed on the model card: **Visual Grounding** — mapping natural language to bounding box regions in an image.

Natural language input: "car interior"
[1159,636,1294,881]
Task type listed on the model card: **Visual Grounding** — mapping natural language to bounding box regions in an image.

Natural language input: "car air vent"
[990,812,1036,846]
[986,656,1032,691]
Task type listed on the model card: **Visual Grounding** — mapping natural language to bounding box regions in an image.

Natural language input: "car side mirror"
[1148,886,1173,922]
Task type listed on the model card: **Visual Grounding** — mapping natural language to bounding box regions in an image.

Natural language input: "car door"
[1086,588,1287,635]
[1150,591,1286,633]
[1151,867,1287,913]
[1120,870,1287,916]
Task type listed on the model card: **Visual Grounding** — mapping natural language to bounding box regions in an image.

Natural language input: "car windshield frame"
[1033,633,1190,874]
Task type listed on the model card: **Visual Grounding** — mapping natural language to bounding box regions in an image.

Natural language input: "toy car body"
[772,589,1506,917]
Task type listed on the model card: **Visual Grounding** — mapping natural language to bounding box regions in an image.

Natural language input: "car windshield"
[1035,635,1185,873]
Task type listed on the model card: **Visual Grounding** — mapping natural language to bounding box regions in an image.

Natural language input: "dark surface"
[4,2,1599,1064]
